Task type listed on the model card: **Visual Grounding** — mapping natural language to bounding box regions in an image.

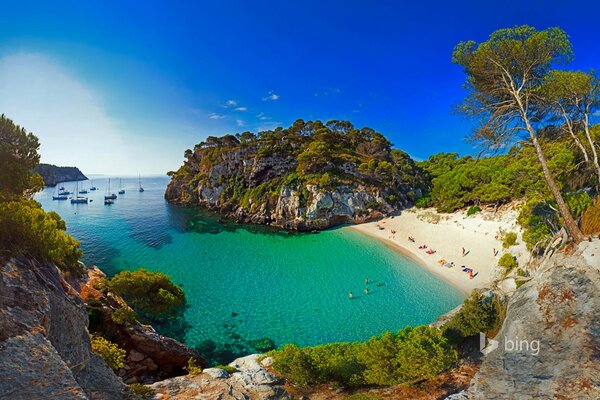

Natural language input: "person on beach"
[365,287,369,295]
[461,247,466,257]
[349,291,353,299]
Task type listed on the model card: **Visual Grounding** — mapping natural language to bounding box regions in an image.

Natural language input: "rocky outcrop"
[34,163,88,186]
[76,267,202,384]
[461,240,600,399]
[149,354,290,399]
[0,257,134,400]
[165,143,414,231]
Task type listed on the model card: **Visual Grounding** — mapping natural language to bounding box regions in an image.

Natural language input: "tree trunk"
[523,117,584,243]
[583,113,600,186]
[561,108,589,162]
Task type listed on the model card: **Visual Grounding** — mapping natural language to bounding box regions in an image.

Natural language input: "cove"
[36,176,464,362]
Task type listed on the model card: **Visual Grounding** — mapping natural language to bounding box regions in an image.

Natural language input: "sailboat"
[118,178,125,194]
[89,179,97,191]
[71,181,89,204]
[58,183,70,196]
[52,185,68,200]
[104,178,117,203]
[138,174,144,192]
[79,180,88,194]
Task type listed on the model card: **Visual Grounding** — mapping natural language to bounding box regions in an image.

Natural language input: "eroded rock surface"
[0,257,134,400]
[150,354,290,399]
[462,240,600,399]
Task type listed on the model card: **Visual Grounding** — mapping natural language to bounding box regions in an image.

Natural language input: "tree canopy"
[0,114,43,199]
[453,25,584,242]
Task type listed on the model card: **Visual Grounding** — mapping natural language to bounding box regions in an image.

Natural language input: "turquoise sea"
[36,176,464,361]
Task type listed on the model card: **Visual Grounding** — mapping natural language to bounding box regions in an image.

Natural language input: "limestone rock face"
[150,354,290,399]
[463,240,600,399]
[165,145,413,231]
[0,258,134,400]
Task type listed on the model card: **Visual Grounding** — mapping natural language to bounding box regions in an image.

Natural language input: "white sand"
[348,207,528,295]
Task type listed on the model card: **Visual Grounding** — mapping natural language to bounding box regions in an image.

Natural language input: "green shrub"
[111,307,138,325]
[565,191,593,219]
[466,205,481,216]
[185,357,203,375]
[415,194,433,208]
[215,365,237,374]
[442,293,500,342]
[502,232,518,248]
[90,335,126,371]
[129,383,155,400]
[498,253,518,273]
[361,326,457,385]
[319,172,332,188]
[270,326,456,387]
[270,344,316,386]
[0,200,82,273]
[107,269,185,318]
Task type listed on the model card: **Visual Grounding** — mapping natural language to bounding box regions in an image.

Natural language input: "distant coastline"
[33,163,87,186]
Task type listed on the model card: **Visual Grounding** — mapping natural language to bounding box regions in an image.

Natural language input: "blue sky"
[1,1,599,174]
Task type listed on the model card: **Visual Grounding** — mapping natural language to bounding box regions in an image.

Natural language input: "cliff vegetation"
[166,119,425,230]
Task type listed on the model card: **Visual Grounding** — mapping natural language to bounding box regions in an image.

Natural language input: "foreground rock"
[76,267,202,384]
[0,257,134,400]
[462,240,600,399]
[150,354,290,399]
[34,163,88,186]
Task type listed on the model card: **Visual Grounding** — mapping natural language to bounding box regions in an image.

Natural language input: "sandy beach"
[349,207,529,295]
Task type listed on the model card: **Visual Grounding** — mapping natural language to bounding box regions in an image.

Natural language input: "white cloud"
[0,53,133,175]
[235,106,247,111]
[257,112,271,120]
[225,99,237,107]
[209,113,226,119]
[262,91,280,101]
[236,119,245,127]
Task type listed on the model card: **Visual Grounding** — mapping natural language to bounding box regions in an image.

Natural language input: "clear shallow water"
[36,176,464,354]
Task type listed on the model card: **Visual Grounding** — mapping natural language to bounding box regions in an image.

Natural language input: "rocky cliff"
[165,120,424,230]
[76,267,202,384]
[0,257,134,400]
[34,163,88,186]
[457,240,600,399]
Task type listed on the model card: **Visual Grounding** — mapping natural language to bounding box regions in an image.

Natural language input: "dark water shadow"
[193,311,276,366]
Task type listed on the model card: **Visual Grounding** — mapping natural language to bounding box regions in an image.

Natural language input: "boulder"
[150,354,290,399]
